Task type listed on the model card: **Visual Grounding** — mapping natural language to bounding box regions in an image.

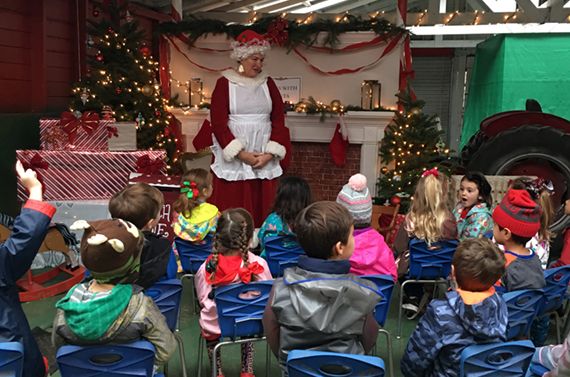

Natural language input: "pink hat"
[230,30,270,61]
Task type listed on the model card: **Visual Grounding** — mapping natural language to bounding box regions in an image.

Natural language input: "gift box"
[17,150,166,201]
[39,112,115,151]
[128,173,181,242]
[108,122,137,151]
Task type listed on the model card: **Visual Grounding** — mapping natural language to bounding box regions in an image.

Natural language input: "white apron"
[211,78,283,181]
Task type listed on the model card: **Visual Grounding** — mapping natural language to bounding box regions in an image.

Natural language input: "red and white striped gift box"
[39,119,114,151]
[16,150,166,201]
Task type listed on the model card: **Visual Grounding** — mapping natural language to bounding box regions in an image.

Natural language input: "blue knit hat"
[336,173,372,225]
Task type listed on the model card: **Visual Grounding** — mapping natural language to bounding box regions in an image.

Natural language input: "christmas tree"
[69,1,179,169]
[377,88,452,210]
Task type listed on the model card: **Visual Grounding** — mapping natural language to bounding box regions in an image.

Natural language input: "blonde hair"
[537,190,554,242]
[407,173,451,244]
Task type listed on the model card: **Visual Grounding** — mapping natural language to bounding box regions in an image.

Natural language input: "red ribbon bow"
[59,111,100,144]
[106,125,119,138]
[22,153,49,189]
[238,262,265,284]
[421,167,439,178]
[136,155,164,174]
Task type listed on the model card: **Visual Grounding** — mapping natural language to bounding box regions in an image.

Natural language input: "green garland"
[157,15,407,50]
[294,97,391,121]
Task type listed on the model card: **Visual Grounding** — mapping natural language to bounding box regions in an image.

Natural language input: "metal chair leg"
[265,341,271,377]
[212,342,224,377]
[379,328,394,377]
[176,332,188,377]
[397,280,411,339]
[197,336,204,377]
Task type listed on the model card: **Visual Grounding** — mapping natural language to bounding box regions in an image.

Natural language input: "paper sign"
[273,77,301,104]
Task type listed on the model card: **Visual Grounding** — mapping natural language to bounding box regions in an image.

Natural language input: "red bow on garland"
[136,155,164,174]
[238,262,265,284]
[59,111,100,144]
[265,17,289,47]
[421,167,439,178]
[22,153,49,189]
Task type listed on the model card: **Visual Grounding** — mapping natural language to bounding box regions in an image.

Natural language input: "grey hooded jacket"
[270,265,382,365]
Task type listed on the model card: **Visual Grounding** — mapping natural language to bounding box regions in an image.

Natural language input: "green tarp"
[460,34,570,148]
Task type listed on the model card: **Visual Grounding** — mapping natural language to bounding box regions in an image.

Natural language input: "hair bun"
[348,174,367,192]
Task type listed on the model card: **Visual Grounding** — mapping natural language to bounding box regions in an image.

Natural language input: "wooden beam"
[30,0,47,112]
[258,0,305,13]
[184,0,231,13]
[324,0,379,13]
[215,0,269,12]
[72,0,87,82]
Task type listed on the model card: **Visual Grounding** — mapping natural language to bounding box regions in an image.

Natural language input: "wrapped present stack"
[17,111,167,206]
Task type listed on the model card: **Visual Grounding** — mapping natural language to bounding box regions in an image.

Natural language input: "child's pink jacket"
[195,251,272,339]
[349,227,397,281]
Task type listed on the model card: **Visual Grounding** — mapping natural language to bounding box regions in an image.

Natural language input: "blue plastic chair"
[537,265,570,343]
[362,274,395,377]
[287,350,385,377]
[176,235,213,274]
[0,341,23,377]
[503,289,543,340]
[176,235,213,314]
[197,280,274,377]
[145,279,187,377]
[398,238,459,338]
[525,362,550,377]
[264,234,304,277]
[459,340,535,377]
[57,340,165,377]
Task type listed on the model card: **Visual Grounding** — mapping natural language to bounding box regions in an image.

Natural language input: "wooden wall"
[0,0,83,113]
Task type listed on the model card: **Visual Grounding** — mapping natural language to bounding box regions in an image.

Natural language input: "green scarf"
[56,284,133,341]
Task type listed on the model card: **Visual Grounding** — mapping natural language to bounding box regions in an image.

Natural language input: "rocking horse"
[0,224,85,302]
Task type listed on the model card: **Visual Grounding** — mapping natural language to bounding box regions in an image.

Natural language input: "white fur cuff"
[222,139,244,162]
[265,141,286,160]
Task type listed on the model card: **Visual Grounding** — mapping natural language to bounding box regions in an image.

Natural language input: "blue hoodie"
[401,289,508,377]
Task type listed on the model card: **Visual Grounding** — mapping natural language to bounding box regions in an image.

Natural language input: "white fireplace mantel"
[171,108,394,195]
[287,111,393,195]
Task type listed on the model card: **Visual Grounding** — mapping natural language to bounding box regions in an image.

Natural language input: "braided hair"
[207,208,254,283]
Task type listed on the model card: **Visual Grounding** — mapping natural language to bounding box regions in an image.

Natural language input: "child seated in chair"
[401,238,508,377]
[52,219,176,369]
[194,208,272,377]
[109,183,173,289]
[336,173,397,281]
[263,201,382,374]
[492,188,546,291]
[1,161,56,377]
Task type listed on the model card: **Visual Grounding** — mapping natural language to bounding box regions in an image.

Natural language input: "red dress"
[208,70,291,226]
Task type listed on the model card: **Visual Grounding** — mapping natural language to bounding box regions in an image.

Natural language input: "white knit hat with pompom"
[336,173,372,225]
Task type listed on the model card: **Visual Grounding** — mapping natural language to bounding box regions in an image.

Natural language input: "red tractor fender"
[480,110,570,138]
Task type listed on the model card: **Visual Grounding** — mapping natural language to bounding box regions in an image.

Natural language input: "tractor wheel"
[462,125,570,228]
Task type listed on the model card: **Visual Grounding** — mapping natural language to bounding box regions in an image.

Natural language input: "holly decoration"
[115,87,122,94]
[95,53,104,62]
[158,14,407,51]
